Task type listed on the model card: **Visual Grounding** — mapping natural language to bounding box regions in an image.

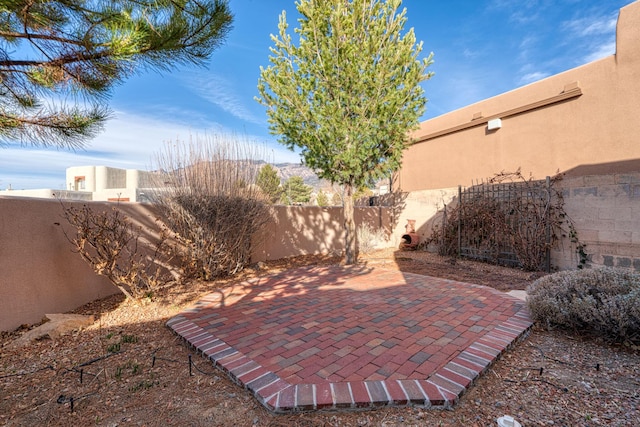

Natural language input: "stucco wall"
[399,171,640,272]
[0,197,117,331]
[388,188,458,249]
[399,1,640,192]
[0,198,392,331]
[4,171,636,332]
[252,205,392,261]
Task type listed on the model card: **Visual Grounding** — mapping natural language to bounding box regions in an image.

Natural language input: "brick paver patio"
[167,265,532,413]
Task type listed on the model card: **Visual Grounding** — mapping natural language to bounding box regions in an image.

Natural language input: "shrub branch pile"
[152,136,271,279]
[60,204,175,301]
[428,170,583,271]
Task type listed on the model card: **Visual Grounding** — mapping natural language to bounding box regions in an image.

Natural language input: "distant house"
[0,166,159,202]
[398,0,640,191]
[65,166,159,202]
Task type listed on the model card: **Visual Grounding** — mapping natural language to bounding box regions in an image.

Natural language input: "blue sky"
[0,0,633,190]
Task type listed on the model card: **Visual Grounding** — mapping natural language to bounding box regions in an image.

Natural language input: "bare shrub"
[357,223,388,254]
[427,170,584,271]
[526,268,640,344]
[151,135,271,279]
[60,204,173,301]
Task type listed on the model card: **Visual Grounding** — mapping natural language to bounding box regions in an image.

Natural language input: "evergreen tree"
[332,192,342,207]
[256,164,282,203]
[281,176,312,205]
[316,190,328,207]
[257,0,432,263]
[1,0,232,148]
[354,186,374,203]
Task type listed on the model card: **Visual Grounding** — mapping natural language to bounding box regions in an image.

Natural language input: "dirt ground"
[1,249,638,426]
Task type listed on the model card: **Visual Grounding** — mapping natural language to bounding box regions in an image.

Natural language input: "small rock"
[9,313,94,348]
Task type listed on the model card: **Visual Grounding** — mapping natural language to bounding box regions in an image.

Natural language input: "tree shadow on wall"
[356,191,409,245]
[252,191,407,264]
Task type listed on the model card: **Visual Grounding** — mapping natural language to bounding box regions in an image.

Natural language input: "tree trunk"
[343,184,358,264]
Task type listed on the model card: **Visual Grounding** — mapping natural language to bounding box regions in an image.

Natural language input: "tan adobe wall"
[0,197,117,332]
[393,171,640,272]
[387,188,458,250]
[0,198,392,331]
[252,205,393,261]
[4,173,635,332]
[398,1,640,192]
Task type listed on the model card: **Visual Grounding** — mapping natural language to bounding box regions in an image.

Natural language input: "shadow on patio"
[168,264,532,413]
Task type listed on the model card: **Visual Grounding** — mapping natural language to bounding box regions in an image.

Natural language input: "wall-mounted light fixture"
[487,118,502,130]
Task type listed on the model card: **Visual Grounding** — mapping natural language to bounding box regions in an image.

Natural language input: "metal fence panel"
[456,177,551,271]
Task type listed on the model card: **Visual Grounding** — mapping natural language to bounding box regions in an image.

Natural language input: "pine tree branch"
[0,30,86,46]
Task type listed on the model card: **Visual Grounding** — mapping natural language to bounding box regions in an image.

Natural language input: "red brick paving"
[167,265,532,413]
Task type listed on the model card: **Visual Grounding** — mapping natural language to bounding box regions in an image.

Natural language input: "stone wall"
[398,171,640,272]
[553,172,640,271]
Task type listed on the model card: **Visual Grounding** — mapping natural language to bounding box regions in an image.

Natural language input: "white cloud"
[180,71,265,126]
[561,10,618,65]
[462,48,480,59]
[509,10,540,25]
[83,111,300,168]
[422,66,505,118]
[0,110,298,190]
[487,0,545,24]
[0,112,200,189]
[519,36,537,50]
[582,40,616,63]
[518,71,551,85]
[517,36,538,63]
[562,14,617,37]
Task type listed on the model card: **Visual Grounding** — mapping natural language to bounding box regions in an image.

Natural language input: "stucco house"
[65,165,159,202]
[0,166,159,202]
[394,0,640,271]
[400,1,639,191]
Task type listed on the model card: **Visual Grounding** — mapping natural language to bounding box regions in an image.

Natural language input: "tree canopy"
[0,0,233,148]
[281,175,312,205]
[316,190,328,207]
[257,0,432,263]
[256,163,282,204]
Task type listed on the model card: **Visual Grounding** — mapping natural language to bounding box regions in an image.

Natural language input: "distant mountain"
[255,161,389,195]
[274,163,318,187]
